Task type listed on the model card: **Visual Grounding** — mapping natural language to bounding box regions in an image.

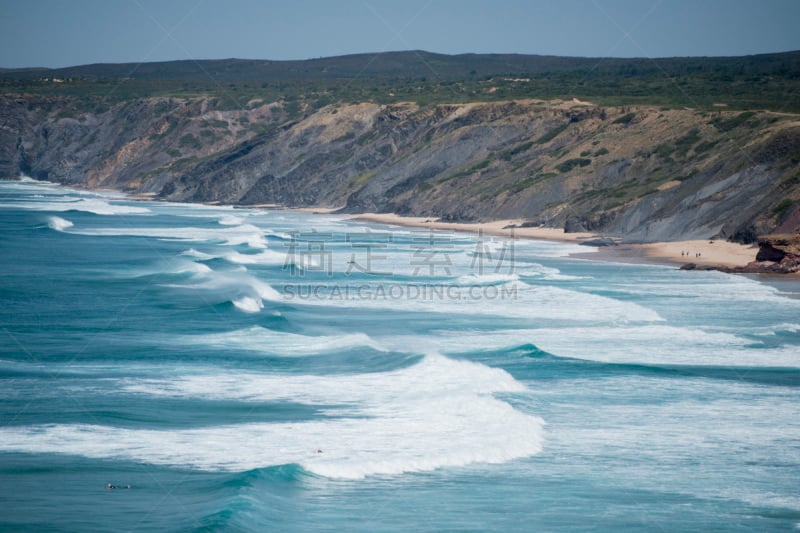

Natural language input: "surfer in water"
[107,483,131,489]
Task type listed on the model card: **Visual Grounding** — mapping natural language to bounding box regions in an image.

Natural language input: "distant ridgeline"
[1,50,799,242]
[2,50,800,110]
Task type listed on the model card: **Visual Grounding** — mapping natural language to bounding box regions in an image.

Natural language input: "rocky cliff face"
[3,94,799,243]
[751,233,800,273]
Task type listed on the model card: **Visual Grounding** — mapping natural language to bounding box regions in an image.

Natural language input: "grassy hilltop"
[3,50,800,112]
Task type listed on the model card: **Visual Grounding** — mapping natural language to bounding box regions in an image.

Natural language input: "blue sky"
[2,0,799,68]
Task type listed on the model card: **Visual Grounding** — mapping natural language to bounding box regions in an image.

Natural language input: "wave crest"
[47,216,73,231]
[0,355,543,479]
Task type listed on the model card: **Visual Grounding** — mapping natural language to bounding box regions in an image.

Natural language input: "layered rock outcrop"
[749,233,800,273]
[2,95,799,244]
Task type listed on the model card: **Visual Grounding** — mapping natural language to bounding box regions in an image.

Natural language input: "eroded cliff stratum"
[3,93,799,242]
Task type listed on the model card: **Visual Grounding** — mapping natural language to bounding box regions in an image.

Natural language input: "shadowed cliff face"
[3,95,799,243]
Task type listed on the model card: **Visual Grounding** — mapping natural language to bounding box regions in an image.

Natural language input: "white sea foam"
[185,326,387,355]
[218,215,245,226]
[164,264,281,312]
[120,353,523,402]
[179,247,285,265]
[612,272,800,305]
[109,257,215,280]
[289,280,663,323]
[232,296,264,313]
[540,375,800,510]
[181,248,216,260]
[384,325,800,367]
[47,216,73,231]
[3,197,151,215]
[0,355,543,478]
[3,176,57,189]
[751,322,800,336]
[519,240,594,258]
[171,261,213,275]
[516,262,585,281]
[18,175,48,183]
[376,247,582,281]
[456,273,519,285]
[73,223,268,248]
[285,254,320,270]
[222,249,286,265]
[459,262,586,285]
[273,231,295,240]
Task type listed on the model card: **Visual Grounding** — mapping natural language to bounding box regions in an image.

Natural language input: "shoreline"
[3,178,762,271]
[349,212,759,270]
[350,213,597,243]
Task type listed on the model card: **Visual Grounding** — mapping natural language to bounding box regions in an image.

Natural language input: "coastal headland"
[2,51,799,272]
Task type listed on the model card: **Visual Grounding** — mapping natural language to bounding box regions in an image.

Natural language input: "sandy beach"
[352,213,598,242]
[350,213,759,269]
[638,240,758,268]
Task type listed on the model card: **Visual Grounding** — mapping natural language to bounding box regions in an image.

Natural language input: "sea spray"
[47,216,73,231]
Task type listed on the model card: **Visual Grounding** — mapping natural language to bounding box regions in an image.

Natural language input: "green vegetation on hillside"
[2,50,799,112]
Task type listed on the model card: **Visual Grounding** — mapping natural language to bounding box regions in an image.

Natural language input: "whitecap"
[264,229,294,240]
[0,354,543,478]
[456,273,519,285]
[611,273,800,305]
[0,355,543,478]
[72,223,268,248]
[232,296,264,313]
[287,280,663,323]
[222,249,286,265]
[3,197,151,215]
[752,323,800,336]
[184,327,387,355]
[219,215,245,226]
[18,175,48,183]
[181,248,216,260]
[516,262,585,281]
[171,261,213,275]
[47,216,73,231]
[163,265,280,313]
[382,325,800,367]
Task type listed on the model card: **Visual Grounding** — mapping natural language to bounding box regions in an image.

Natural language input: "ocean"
[0,178,798,531]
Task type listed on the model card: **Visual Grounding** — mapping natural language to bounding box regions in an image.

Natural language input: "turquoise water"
[1,179,799,531]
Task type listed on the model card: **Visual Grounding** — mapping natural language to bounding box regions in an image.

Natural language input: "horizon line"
[3,47,800,72]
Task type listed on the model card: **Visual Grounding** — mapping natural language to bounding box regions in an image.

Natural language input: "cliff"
[750,233,800,273]
[2,94,799,243]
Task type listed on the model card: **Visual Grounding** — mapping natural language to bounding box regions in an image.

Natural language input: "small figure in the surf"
[107,483,131,489]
